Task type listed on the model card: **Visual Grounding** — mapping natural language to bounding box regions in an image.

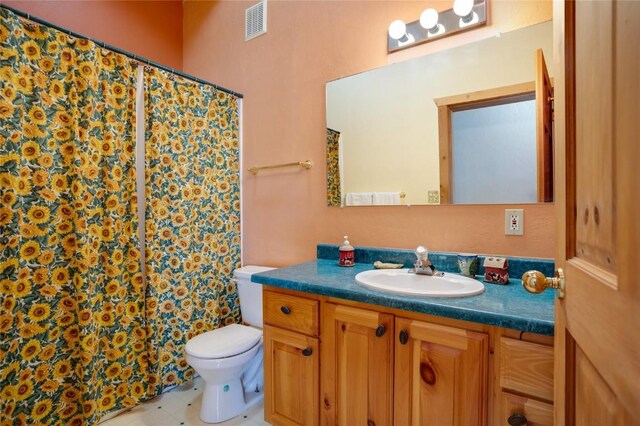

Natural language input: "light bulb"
[388,19,407,40]
[419,8,439,31]
[453,0,474,18]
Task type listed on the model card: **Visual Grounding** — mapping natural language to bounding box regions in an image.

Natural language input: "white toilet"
[185,265,274,423]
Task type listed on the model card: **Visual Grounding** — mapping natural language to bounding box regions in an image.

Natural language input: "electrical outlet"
[505,209,524,236]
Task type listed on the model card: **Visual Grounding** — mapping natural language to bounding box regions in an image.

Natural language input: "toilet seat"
[185,324,262,359]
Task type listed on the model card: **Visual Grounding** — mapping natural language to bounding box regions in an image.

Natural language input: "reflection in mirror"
[452,97,537,203]
[435,74,554,204]
[326,128,342,206]
[326,21,553,206]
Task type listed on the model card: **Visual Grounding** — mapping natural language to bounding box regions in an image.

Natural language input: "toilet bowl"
[185,265,274,423]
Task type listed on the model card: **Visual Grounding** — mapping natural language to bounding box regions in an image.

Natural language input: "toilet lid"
[186,324,262,359]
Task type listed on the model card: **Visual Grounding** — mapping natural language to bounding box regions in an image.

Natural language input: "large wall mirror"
[326,21,553,207]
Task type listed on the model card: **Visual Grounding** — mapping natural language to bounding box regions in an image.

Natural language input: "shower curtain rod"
[1,4,244,99]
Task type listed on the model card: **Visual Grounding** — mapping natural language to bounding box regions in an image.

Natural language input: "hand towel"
[345,192,373,206]
[372,192,401,205]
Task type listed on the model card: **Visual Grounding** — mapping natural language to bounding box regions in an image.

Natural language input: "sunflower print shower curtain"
[0,9,151,425]
[144,67,241,392]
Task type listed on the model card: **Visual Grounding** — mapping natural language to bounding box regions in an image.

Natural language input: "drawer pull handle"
[301,347,313,356]
[507,413,527,426]
[375,324,386,337]
[280,306,291,315]
[399,329,409,345]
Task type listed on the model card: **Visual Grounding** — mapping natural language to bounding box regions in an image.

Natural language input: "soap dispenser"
[338,236,355,267]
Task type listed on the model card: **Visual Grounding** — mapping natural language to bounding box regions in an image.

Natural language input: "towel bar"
[248,160,313,175]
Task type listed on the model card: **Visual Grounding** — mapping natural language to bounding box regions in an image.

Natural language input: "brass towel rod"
[248,160,313,175]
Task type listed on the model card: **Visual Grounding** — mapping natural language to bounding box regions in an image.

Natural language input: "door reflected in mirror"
[451,97,537,204]
[326,21,553,206]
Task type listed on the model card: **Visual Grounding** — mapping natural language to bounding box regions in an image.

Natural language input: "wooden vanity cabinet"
[321,303,394,426]
[394,318,489,426]
[262,287,554,426]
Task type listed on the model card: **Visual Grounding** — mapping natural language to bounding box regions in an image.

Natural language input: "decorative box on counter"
[484,257,509,284]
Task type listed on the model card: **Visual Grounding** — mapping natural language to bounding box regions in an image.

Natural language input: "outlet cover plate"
[505,209,524,236]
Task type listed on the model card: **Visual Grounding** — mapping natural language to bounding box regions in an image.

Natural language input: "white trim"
[238,98,244,266]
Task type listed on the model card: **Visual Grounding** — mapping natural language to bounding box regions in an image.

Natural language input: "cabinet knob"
[507,413,528,426]
[399,329,409,345]
[367,421,375,426]
[375,324,386,337]
[280,306,291,315]
[301,347,313,356]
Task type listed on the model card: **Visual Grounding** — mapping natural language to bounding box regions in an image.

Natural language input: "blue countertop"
[252,259,555,336]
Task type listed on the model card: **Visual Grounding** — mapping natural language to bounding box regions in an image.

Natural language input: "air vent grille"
[245,1,267,41]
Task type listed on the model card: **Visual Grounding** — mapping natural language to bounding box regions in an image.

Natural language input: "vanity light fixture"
[453,0,479,27]
[387,0,487,53]
[420,8,445,37]
[388,19,415,46]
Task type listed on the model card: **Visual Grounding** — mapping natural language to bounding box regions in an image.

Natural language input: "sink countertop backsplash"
[316,244,555,278]
[252,244,556,336]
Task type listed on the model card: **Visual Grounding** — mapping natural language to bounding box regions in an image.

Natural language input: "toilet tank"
[233,265,275,327]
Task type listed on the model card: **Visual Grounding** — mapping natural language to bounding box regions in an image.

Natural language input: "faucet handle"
[415,246,428,261]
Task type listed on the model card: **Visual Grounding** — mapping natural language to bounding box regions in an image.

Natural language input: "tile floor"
[101,378,268,426]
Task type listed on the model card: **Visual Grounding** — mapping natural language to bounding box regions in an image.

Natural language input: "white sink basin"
[355,268,485,298]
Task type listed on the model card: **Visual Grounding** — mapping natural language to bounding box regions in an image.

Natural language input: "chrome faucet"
[410,246,444,276]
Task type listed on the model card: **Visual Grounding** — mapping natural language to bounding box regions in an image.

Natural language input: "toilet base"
[200,379,264,424]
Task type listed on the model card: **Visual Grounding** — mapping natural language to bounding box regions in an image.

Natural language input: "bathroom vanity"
[253,247,555,426]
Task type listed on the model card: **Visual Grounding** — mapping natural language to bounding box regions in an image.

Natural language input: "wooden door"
[263,325,319,426]
[536,48,554,203]
[321,303,393,426]
[394,318,488,426]
[553,0,639,423]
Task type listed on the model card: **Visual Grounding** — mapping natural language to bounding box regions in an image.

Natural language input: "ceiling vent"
[245,0,267,42]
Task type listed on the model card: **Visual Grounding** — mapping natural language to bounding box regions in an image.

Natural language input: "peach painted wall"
[3,0,183,69]
[183,0,556,267]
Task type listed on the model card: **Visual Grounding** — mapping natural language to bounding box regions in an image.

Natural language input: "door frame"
[435,82,541,204]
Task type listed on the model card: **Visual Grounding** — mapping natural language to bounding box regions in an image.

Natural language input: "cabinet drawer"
[500,337,554,401]
[501,392,553,426]
[264,291,319,336]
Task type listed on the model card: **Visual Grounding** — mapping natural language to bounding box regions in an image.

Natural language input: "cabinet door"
[500,392,554,426]
[321,303,394,426]
[394,318,488,426]
[264,325,319,426]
